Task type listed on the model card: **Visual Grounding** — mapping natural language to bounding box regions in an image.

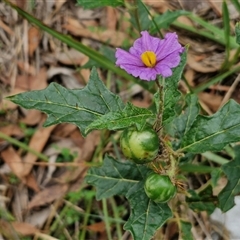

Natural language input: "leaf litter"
[0,0,240,239]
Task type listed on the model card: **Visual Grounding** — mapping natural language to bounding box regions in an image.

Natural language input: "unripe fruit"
[144,173,176,203]
[120,126,159,164]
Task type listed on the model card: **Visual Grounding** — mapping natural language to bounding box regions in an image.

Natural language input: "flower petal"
[130,31,161,57]
[156,33,184,60]
[115,48,143,66]
[155,64,172,78]
[159,51,181,68]
[115,31,184,81]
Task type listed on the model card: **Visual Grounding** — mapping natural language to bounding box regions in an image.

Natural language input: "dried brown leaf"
[28,27,41,57]
[17,61,36,75]
[27,184,69,209]
[53,123,78,138]
[0,125,24,138]
[86,221,106,232]
[25,207,51,228]
[63,17,130,47]
[198,92,223,112]
[20,109,42,126]
[55,48,86,65]
[106,7,117,30]
[0,19,14,35]
[1,146,25,179]
[25,173,40,192]
[187,54,221,73]
[15,68,47,91]
[23,125,56,176]
[12,222,40,236]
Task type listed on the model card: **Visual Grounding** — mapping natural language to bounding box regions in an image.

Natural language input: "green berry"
[144,173,176,203]
[120,126,159,164]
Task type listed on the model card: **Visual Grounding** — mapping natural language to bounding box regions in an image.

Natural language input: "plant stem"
[155,76,165,134]
[132,0,141,34]
[79,197,93,240]
[102,198,113,240]
[227,46,240,69]
[201,151,228,165]
[109,197,123,239]
[141,2,163,38]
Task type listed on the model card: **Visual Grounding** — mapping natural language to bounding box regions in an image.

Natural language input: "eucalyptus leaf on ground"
[181,100,240,153]
[85,102,154,134]
[218,145,240,212]
[7,68,124,137]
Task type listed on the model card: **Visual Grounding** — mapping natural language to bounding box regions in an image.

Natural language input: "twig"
[220,73,240,107]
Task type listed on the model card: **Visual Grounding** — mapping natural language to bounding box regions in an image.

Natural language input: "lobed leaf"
[218,146,240,212]
[181,100,240,153]
[85,155,150,200]
[124,181,172,240]
[86,155,172,240]
[150,10,190,33]
[186,188,216,215]
[7,68,124,137]
[162,51,187,125]
[85,102,154,134]
[168,94,200,139]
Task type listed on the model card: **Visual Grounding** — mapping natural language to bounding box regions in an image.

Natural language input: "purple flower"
[115,31,184,81]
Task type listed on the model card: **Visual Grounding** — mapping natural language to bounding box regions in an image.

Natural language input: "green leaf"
[86,102,154,134]
[85,155,172,239]
[124,181,172,240]
[129,0,151,31]
[162,51,187,125]
[150,10,190,33]
[218,145,240,212]
[181,100,240,153]
[168,94,200,138]
[179,163,215,173]
[85,155,150,200]
[7,68,124,137]
[76,0,123,9]
[222,1,231,54]
[235,22,240,45]
[179,221,194,240]
[211,168,222,187]
[186,187,216,214]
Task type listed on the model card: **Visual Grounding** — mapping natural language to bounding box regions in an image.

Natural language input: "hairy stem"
[155,76,165,135]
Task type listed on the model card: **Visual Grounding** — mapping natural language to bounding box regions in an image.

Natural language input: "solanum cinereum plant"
[7,30,240,240]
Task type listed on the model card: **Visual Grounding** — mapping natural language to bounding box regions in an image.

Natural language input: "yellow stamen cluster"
[141,51,157,68]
